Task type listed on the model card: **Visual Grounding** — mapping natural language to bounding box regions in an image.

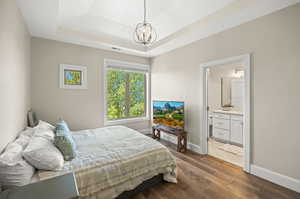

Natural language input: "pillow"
[0,142,35,188]
[33,128,55,142]
[14,135,31,149]
[20,127,35,137]
[32,120,55,141]
[35,120,55,131]
[54,120,76,161]
[13,127,35,149]
[0,143,23,163]
[23,137,64,171]
[56,120,70,132]
[54,136,77,161]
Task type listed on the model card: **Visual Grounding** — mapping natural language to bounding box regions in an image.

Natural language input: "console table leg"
[177,136,181,152]
[183,136,187,152]
[152,128,156,139]
[152,128,161,140]
[177,135,187,153]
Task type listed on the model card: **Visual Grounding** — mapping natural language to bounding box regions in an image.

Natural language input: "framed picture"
[59,64,87,89]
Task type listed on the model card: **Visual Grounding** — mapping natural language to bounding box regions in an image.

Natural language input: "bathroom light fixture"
[233,69,244,78]
[134,0,157,45]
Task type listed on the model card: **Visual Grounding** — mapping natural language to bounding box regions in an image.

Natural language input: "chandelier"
[134,0,157,45]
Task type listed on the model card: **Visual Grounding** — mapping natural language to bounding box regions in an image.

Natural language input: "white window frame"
[103,59,150,126]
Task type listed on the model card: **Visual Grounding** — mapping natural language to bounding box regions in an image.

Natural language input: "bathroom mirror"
[221,77,232,108]
[221,77,244,111]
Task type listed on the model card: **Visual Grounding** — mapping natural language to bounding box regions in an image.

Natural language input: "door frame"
[200,54,251,172]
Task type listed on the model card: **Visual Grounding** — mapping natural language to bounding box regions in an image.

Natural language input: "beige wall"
[151,4,300,180]
[0,0,31,152]
[31,38,150,132]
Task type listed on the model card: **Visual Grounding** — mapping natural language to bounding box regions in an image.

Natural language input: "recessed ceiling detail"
[17,0,300,57]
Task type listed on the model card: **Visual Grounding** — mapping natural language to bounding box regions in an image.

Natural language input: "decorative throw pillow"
[23,137,64,171]
[54,136,76,161]
[0,142,35,188]
[56,119,70,132]
[54,120,76,161]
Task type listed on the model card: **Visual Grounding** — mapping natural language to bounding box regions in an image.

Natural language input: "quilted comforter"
[38,126,177,199]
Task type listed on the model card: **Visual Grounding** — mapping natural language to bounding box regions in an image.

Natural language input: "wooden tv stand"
[152,125,187,153]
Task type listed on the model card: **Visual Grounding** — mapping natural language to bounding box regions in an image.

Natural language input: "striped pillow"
[54,120,76,161]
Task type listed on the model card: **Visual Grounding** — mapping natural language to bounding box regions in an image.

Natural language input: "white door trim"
[200,54,251,173]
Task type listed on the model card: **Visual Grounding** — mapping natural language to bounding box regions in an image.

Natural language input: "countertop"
[213,110,243,116]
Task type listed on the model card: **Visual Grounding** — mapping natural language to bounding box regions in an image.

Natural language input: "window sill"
[104,117,150,126]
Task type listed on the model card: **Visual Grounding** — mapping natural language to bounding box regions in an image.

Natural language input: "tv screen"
[153,101,184,130]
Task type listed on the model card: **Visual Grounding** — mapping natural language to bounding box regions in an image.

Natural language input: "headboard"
[27,110,38,128]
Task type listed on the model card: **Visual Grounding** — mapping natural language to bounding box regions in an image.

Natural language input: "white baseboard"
[161,132,300,193]
[251,165,300,193]
[160,132,300,193]
[187,142,202,154]
[161,132,202,154]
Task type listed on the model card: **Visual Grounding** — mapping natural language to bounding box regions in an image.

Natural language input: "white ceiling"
[58,0,235,41]
[17,0,300,57]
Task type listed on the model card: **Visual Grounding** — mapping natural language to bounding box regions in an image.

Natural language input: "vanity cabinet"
[230,116,243,144]
[212,111,243,145]
[213,128,230,141]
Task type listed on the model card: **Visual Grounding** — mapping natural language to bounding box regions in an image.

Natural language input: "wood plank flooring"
[133,139,300,199]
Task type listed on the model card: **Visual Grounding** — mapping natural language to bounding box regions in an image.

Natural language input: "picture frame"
[59,64,87,89]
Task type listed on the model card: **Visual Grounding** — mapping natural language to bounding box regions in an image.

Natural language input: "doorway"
[200,54,251,172]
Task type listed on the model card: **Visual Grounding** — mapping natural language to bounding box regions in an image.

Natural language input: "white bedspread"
[38,126,177,199]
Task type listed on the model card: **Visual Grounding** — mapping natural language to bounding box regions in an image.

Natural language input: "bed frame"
[116,174,164,199]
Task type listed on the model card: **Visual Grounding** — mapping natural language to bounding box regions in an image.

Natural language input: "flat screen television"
[153,101,184,131]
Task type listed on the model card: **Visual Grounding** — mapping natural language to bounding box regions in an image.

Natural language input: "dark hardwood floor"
[133,139,300,199]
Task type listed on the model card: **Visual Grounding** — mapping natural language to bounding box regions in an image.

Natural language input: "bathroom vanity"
[212,110,243,146]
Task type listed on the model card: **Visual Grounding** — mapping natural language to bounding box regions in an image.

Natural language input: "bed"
[37,126,177,199]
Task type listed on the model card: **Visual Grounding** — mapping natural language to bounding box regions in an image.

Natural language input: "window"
[104,60,149,123]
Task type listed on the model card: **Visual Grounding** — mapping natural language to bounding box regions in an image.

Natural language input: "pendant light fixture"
[134,0,157,45]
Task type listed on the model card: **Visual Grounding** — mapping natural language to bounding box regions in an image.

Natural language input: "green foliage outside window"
[107,70,146,120]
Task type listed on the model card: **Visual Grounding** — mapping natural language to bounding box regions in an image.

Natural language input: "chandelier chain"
[144,0,146,23]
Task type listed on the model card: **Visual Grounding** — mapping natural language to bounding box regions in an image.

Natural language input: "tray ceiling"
[17,0,300,57]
